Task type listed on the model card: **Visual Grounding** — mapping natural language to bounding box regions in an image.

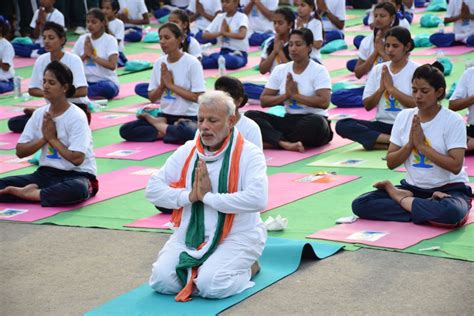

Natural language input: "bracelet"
[398,195,411,204]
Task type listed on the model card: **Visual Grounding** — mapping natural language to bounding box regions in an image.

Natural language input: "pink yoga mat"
[323,58,350,72]
[126,52,159,63]
[329,49,359,57]
[328,107,376,121]
[125,213,172,229]
[264,134,353,167]
[345,24,371,33]
[411,45,474,56]
[19,99,47,108]
[13,57,36,68]
[0,155,31,174]
[124,172,359,229]
[94,141,179,160]
[463,156,474,176]
[0,166,158,222]
[90,113,135,130]
[240,104,267,113]
[144,44,161,50]
[0,107,25,120]
[104,102,156,114]
[0,132,20,150]
[115,82,141,99]
[240,74,269,84]
[330,73,366,85]
[308,212,474,249]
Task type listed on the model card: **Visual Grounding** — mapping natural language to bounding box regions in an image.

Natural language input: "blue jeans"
[335,119,392,150]
[201,48,248,70]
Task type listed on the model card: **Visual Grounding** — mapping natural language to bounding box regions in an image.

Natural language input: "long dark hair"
[215,76,248,108]
[169,10,191,54]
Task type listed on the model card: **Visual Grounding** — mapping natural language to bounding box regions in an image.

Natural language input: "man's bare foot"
[373,180,413,204]
[0,183,40,201]
[279,140,305,153]
[251,261,260,278]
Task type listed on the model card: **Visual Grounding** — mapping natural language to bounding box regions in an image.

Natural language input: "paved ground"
[1,222,473,315]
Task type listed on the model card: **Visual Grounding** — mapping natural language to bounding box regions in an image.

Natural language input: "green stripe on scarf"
[176,130,234,286]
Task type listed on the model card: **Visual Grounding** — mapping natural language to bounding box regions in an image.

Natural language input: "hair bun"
[431,61,445,74]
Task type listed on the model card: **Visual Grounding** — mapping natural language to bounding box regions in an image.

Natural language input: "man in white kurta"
[146,91,268,300]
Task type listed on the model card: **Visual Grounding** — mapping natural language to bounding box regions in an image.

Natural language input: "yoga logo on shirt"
[251,7,259,17]
[384,91,401,112]
[412,138,433,169]
[46,145,61,160]
[163,88,176,100]
[86,48,98,67]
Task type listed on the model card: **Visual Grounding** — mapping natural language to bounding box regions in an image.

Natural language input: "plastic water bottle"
[465,58,473,70]
[436,49,445,61]
[13,76,22,98]
[201,43,212,56]
[218,55,226,76]
[437,22,445,34]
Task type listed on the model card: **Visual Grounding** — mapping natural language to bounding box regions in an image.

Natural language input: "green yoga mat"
[85,237,343,316]
[307,143,389,169]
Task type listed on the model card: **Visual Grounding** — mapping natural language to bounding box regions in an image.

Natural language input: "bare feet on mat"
[279,140,305,153]
[251,261,260,278]
[373,180,413,204]
[0,183,41,201]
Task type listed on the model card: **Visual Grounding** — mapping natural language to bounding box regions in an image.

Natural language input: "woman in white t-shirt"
[118,0,150,42]
[449,67,474,151]
[120,23,205,144]
[8,22,89,133]
[201,0,249,70]
[245,28,333,152]
[134,11,202,99]
[315,0,346,43]
[336,26,417,150]
[73,9,119,100]
[352,64,472,228]
[0,17,14,94]
[243,7,294,101]
[241,0,279,46]
[0,61,98,207]
[153,0,190,19]
[102,0,128,67]
[364,0,411,30]
[296,0,324,63]
[188,0,221,44]
[430,0,474,47]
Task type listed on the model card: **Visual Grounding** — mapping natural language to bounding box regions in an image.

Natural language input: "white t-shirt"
[446,0,474,36]
[206,12,249,52]
[260,36,288,72]
[368,11,410,30]
[187,36,202,59]
[316,0,345,31]
[29,52,88,104]
[118,0,148,28]
[363,60,419,124]
[149,53,205,116]
[450,67,474,124]
[18,103,97,176]
[108,18,125,52]
[390,107,468,188]
[236,113,263,149]
[266,60,332,116]
[30,8,65,46]
[0,38,15,81]
[358,33,385,65]
[299,18,323,61]
[188,0,222,33]
[73,33,119,86]
[241,0,278,33]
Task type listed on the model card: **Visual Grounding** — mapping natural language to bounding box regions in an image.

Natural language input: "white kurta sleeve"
[202,143,268,213]
[145,144,194,209]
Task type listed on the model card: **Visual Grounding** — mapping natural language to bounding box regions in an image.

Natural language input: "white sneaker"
[74,26,87,35]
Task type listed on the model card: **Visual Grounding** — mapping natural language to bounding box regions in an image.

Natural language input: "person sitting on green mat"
[146,90,267,301]
[352,63,472,228]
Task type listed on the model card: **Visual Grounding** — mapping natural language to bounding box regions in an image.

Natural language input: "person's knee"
[195,267,249,299]
[335,119,351,137]
[351,193,372,217]
[149,264,181,294]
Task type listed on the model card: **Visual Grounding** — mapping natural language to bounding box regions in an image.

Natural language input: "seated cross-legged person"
[336,27,418,150]
[448,67,474,151]
[120,23,205,144]
[0,61,98,206]
[187,0,221,45]
[147,90,267,301]
[241,0,278,47]
[73,9,120,100]
[245,28,333,153]
[352,63,472,228]
[117,0,150,42]
[8,22,89,134]
[430,0,474,47]
[315,0,346,44]
[201,0,249,70]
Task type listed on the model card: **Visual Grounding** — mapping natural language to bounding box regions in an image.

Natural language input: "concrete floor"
[1,222,473,315]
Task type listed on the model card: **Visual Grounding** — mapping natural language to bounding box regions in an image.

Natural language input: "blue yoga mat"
[86,237,342,316]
